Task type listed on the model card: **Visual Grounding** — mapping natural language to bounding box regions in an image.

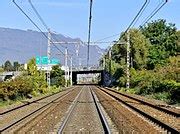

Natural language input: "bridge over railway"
[71,68,104,85]
[70,68,112,86]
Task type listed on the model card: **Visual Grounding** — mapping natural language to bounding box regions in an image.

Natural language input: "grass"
[0,86,63,108]
[0,99,22,108]
[115,87,180,106]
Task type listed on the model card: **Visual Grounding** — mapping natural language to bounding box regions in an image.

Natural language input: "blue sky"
[0,0,180,48]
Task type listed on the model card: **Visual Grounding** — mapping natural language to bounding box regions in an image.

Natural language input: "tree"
[111,33,127,64]
[140,19,179,69]
[0,66,4,73]
[4,60,13,71]
[27,58,38,76]
[27,58,47,92]
[50,65,65,87]
[13,61,20,71]
[51,65,64,78]
[176,30,180,54]
[111,29,150,70]
[130,29,150,69]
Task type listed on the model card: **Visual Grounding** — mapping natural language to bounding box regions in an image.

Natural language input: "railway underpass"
[72,69,104,85]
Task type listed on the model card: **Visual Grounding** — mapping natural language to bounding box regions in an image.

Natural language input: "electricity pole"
[87,0,93,68]
[70,57,73,86]
[126,31,130,89]
[103,56,105,70]
[65,48,68,87]
[67,64,70,85]
[50,41,79,87]
[79,58,82,70]
[47,29,51,88]
[109,47,112,75]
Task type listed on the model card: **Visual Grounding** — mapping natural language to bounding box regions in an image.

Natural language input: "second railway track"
[0,86,80,133]
[96,86,180,133]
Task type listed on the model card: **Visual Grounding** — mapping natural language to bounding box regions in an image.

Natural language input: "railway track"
[105,87,180,117]
[96,86,180,133]
[0,86,73,115]
[0,86,79,133]
[1,85,178,133]
[58,86,111,133]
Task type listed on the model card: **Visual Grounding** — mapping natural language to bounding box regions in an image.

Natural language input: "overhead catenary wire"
[95,0,150,42]
[13,0,47,41]
[28,0,112,63]
[29,0,76,54]
[124,0,150,33]
[28,0,49,30]
[13,0,65,56]
[87,0,93,67]
[140,0,168,27]
[29,0,79,58]
[29,0,82,58]
[132,0,150,27]
[16,0,78,59]
[27,0,67,56]
[95,0,168,44]
[140,0,163,26]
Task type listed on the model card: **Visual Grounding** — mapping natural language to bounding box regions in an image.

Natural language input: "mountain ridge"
[0,27,104,66]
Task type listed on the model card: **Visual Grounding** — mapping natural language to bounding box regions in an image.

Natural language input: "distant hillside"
[0,27,104,66]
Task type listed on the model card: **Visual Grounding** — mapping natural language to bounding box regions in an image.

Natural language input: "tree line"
[1,60,22,72]
[102,19,180,104]
[0,58,65,105]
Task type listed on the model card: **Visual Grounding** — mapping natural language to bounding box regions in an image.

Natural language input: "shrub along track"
[0,86,81,133]
[0,86,73,114]
[94,86,180,133]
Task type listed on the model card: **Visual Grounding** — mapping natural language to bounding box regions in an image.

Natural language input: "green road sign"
[36,56,59,65]
[51,58,60,64]
[36,56,41,65]
[41,56,48,64]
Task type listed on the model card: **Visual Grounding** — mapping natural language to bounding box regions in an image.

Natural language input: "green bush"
[118,66,180,104]
[167,80,180,104]
[152,92,171,102]
[51,76,65,87]
[0,74,48,101]
[0,77,33,101]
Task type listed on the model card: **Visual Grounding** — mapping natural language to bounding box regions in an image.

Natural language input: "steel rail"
[98,87,179,133]
[0,87,77,133]
[104,87,180,117]
[58,86,84,133]
[58,86,111,133]
[0,87,73,116]
[90,87,111,134]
